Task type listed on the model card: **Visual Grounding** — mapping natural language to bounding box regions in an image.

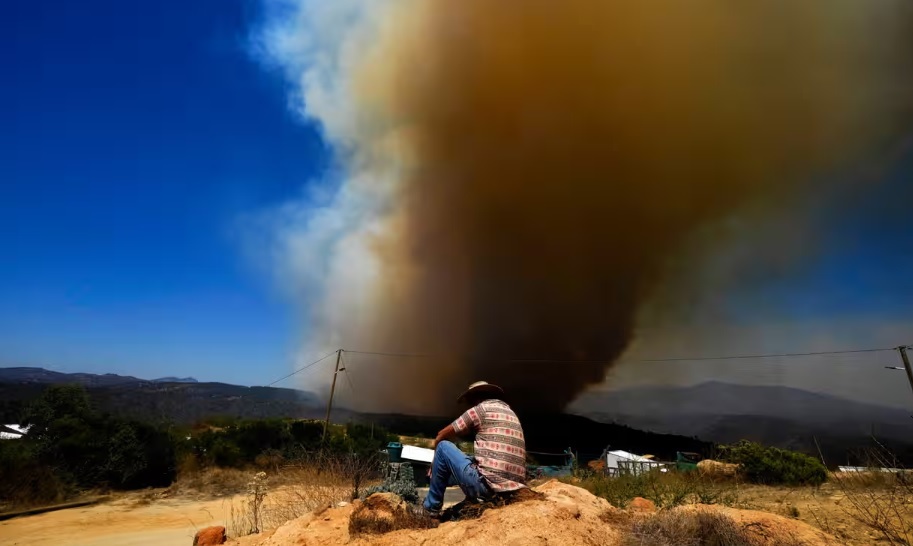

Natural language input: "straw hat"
[457,381,505,403]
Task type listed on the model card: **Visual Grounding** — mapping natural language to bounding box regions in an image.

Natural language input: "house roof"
[606,450,653,463]
[0,425,24,439]
[4,424,29,435]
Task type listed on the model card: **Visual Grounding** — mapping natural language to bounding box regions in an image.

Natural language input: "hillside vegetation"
[0,384,393,509]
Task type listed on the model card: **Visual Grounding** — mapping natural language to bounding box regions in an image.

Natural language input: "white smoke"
[251,0,398,377]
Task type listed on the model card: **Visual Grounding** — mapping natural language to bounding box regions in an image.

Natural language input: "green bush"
[6,384,177,501]
[190,418,393,469]
[0,440,72,507]
[1,384,394,507]
[719,440,827,486]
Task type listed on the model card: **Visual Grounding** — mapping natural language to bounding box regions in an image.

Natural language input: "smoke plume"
[257,0,913,414]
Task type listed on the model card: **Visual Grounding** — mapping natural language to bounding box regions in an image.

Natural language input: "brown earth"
[230,480,836,546]
[0,491,242,546]
[0,478,900,545]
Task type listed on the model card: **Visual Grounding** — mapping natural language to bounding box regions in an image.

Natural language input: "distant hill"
[0,366,325,425]
[0,367,711,460]
[153,376,198,383]
[0,367,197,386]
[0,367,150,387]
[570,381,912,438]
[570,382,913,464]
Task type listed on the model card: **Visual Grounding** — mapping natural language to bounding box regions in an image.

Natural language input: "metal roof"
[0,424,27,440]
[606,450,653,462]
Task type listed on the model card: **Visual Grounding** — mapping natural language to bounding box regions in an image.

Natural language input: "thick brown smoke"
[322,0,913,414]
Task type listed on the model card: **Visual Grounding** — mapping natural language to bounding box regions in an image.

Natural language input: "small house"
[0,424,29,440]
[602,448,667,476]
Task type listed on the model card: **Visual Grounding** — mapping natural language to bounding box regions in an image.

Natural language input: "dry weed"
[599,508,634,526]
[624,508,809,546]
[826,443,913,545]
[172,467,250,499]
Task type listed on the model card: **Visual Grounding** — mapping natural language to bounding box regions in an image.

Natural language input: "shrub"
[719,441,827,486]
[0,440,72,508]
[572,471,740,509]
[1,384,177,504]
[364,462,419,503]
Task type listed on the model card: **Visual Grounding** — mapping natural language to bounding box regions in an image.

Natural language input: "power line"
[266,350,338,387]
[343,346,897,364]
[340,351,357,395]
[623,347,893,363]
[345,349,435,358]
[265,344,902,388]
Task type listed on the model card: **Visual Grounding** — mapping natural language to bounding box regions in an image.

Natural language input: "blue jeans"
[423,440,491,511]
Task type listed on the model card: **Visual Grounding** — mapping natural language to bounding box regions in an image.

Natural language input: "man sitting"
[422,381,527,517]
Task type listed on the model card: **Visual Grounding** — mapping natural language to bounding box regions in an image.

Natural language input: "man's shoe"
[414,505,441,520]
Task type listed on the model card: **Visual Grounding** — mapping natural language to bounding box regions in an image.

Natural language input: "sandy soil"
[735,482,904,545]
[0,492,242,546]
[0,485,464,546]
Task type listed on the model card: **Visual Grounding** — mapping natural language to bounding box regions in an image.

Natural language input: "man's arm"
[433,424,457,448]
[435,404,484,448]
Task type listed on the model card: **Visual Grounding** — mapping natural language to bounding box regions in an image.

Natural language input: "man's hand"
[433,424,457,449]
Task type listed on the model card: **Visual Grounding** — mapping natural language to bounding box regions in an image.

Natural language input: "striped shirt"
[452,399,527,492]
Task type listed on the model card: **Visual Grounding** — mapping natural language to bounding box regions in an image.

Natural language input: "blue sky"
[1,1,911,391]
[0,0,329,385]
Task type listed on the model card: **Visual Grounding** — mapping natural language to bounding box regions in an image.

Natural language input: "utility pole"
[898,346,913,400]
[322,349,343,442]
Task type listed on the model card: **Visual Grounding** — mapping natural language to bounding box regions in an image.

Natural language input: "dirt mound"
[233,480,836,546]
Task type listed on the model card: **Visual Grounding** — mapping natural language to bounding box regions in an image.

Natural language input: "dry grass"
[257,469,353,531]
[623,508,808,546]
[832,473,913,545]
[824,443,913,545]
[398,436,434,449]
[169,467,251,499]
[225,454,385,537]
[599,507,635,526]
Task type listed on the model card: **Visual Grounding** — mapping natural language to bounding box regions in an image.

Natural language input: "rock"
[697,459,739,477]
[192,525,226,546]
[349,493,411,535]
[626,497,657,513]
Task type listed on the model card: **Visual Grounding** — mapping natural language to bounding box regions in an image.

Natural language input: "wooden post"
[898,346,913,400]
[322,349,342,442]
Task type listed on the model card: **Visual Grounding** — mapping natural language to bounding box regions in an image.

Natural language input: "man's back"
[452,399,526,492]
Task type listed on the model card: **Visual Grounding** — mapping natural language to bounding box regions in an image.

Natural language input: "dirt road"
[1,493,241,546]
